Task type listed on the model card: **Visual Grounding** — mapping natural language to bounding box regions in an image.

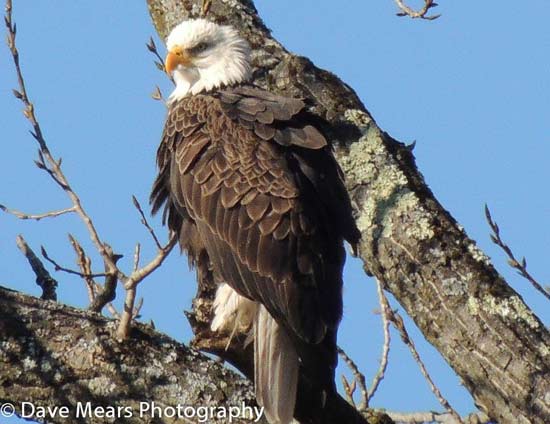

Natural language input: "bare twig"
[146,36,174,84]
[151,85,164,101]
[340,374,357,408]
[68,232,123,317]
[368,279,392,403]
[338,281,392,410]
[132,195,162,249]
[68,234,96,304]
[1,204,76,221]
[133,243,141,272]
[388,309,464,424]
[485,205,550,301]
[116,232,177,340]
[337,346,368,412]
[385,410,490,424]
[89,244,122,313]
[394,0,441,20]
[133,297,144,319]
[15,235,57,301]
[41,246,108,279]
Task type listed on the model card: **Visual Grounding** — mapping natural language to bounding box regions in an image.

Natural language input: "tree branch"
[387,308,463,423]
[394,0,441,20]
[0,286,266,424]
[0,205,76,221]
[15,235,57,301]
[485,205,550,301]
[367,279,392,405]
[147,2,550,423]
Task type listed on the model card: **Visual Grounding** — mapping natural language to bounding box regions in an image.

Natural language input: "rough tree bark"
[1,1,548,424]
[0,286,263,424]
[147,1,550,424]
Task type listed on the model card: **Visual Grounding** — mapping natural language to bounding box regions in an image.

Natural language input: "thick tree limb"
[147,1,550,423]
[0,286,265,424]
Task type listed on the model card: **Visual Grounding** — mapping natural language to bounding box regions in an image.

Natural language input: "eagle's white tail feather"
[255,305,299,424]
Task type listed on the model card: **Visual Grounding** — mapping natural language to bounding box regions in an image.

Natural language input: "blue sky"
[1,0,548,421]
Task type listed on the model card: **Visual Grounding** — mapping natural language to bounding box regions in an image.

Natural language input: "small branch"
[151,85,164,101]
[387,309,464,424]
[394,0,441,20]
[338,280,392,410]
[89,244,122,313]
[485,205,550,301]
[337,346,368,412]
[340,374,357,408]
[40,246,108,279]
[15,235,57,301]
[68,234,96,304]
[368,279,392,404]
[132,195,162,249]
[0,204,76,221]
[116,232,177,340]
[146,36,173,84]
[118,285,138,340]
[133,297,144,319]
[133,243,141,272]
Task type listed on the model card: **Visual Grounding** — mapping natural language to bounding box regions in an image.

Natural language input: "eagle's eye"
[191,42,210,54]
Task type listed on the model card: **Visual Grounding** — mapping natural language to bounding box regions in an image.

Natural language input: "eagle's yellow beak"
[165,47,192,75]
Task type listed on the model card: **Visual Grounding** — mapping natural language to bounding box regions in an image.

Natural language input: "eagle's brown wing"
[151,85,359,345]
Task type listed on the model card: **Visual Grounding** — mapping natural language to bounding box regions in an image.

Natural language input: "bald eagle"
[151,19,359,424]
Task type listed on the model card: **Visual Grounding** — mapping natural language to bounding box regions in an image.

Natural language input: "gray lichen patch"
[440,277,468,297]
[467,242,492,267]
[87,376,120,397]
[164,350,178,364]
[468,294,540,330]
[344,109,372,130]
[338,124,435,246]
[22,357,37,371]
[381,191,435,242]
[339,136,397,229]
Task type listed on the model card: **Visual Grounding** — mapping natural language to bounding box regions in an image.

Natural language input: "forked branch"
[394,0,441,20]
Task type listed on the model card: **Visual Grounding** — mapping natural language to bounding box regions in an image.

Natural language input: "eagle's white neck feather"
[166,19,251,103]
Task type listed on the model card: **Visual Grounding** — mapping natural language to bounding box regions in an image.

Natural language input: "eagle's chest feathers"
[169,93,297,206]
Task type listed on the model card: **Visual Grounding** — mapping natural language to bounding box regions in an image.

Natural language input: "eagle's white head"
[165,19,251,102]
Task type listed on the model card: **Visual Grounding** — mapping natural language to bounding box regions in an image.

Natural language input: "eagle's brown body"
[152,84,359,422]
